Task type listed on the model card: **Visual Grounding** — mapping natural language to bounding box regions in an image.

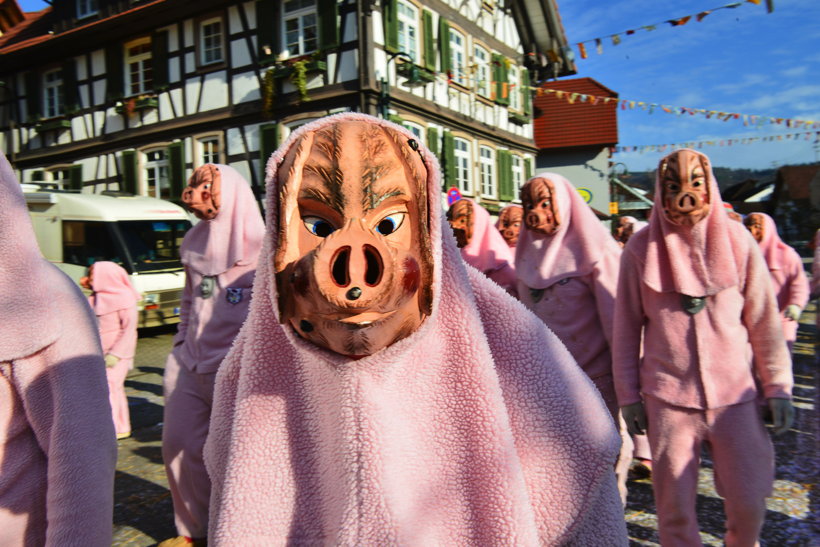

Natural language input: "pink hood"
[640,149,745,296]
[621,216,648,233]
[753,212,794,271]
[180,164,264,277]
[204,113,625,545]
[515,173,621,289]
[89,261,140,316]
[459,198,515,275]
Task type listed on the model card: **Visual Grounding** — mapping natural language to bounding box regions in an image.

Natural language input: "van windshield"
[116,220,192,273]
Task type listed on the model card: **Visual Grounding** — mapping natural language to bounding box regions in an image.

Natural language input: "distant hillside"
[622,166,777,193]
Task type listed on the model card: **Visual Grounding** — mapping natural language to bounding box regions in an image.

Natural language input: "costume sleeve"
[784,249,809,309]
[590,250,620,347]
[173,266,194,347]
[563,471,628,546]
[107,306,138,360]
[812,236,820,298]
[742,238,793,400]
[10,328,116,545]
[611,250,645,407]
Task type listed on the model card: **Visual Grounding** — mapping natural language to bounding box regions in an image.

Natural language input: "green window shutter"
[498,150,513,201]
[167,141,186,200]
[525,156,533,183]
[317,0,339,50]
[521,69,531,117]
[121,150,138,194]
[105,44,124,101]
[494,55,509,106]
[442,131,455,190]
[32,170,45,181]
[426,126,439,158]
[25,72,41,122]
[438,18,451,75]
[384,0,398,53]
[256,0,278,62]
[422,10,435,71]
[68,164,83,191]
[152,31,169,91]
[62,60,79,114]
[259,123,280,178]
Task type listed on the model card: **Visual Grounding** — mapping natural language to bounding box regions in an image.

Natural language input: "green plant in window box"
[34,118,72,132]
[267,53,327,104]
[115,94,158,116]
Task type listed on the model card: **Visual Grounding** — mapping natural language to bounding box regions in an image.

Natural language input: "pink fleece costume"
[162,164,264,539]
[87,261,140,437]
[0,152,117,545]
[750,213,809,352]
[458,199,518,296]
[203,113,627,545]
[612,149,792,546]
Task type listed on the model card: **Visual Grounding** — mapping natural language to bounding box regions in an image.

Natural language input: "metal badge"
[200,276,216,299]
[681,294,706,315]
[226,287,244,304]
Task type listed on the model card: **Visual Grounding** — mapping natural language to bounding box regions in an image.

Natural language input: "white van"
[24,186,193,328]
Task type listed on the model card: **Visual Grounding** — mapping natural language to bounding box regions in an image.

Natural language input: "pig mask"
[496,205,523,247]
[274,120,433,357]
[743,213,765,243]
[521,177,561,235]
[659,150,711,226]
[446,199,473,248]
[182,164,222,220]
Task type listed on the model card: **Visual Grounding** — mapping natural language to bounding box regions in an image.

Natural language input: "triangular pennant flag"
[595,38,603,54]
[612,34,622,45]
[746,0,761,4]
[626,29,636,35]
[643,25,657,31]
[696,11,711,22]
[578,42,588,59]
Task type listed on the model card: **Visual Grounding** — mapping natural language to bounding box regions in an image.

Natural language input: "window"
[144,149,170,199]
[402,122,425,145]
[49,167,71,190]
[454,137,472,194]
[479,146,495,198]
[76,0,98,18]
[397,1,420,64]
[449,29,466,86]
[200,18,224,65]
[125,38,153,96]
[43,68,64,118]
[508,65,521,111]
[511,155,524,200]
[197,136,222,165]
[474,45,490,98]
[283,0,318,57]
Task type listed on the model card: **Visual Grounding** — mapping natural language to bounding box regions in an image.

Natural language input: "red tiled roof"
[533,77,619,150]
[0,7,49,50]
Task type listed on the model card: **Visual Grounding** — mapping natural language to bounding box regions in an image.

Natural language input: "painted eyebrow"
[297,185,345,217]
[302,161,346,214]
[363,186,407,211]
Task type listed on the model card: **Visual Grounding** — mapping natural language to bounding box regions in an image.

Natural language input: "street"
[113,305,819,546]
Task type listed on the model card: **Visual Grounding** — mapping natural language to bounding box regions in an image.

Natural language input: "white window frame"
[511,154,524,201]
[282,0,318,57]
[397,0,420,64]
[125,37,153,96]
[43,68,64,118]
[143,148,170,199]
[454,137,472,195]
[46,166,71,190]
[196,135,223,166]
[508,65,521,111]
[76,0,98,18]
[199,17,224,66]
[402,121,425,145]
[474,45,490,98]
[449,29,467,86]
[479,145,495,198]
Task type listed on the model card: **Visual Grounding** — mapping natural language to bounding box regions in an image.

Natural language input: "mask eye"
[303,216,336,238]
[666,182,680,192]
[375,212,406,235]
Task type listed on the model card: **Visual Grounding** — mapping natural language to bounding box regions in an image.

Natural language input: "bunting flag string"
[536,87,819,129]
[573,0,771,60]
[611,130,819,155]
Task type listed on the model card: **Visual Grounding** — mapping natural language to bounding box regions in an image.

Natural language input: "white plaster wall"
[232,71,260,103]
[169,88,184,116]
[200,71,229,111]
[231,38,252,68]
[185,79,202,115]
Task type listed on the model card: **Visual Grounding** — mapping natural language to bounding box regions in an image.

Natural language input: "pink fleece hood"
[89,261,140,316]
[515,173,621,289]
[203,113,625,545]
[751,212,793,271]
[641,149,745,296]
[179,164,264,277]
[459,198,516,276]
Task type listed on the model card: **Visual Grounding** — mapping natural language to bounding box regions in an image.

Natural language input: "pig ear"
[206,164,222,212]
[542,177,562,228]
[273,134,314,275]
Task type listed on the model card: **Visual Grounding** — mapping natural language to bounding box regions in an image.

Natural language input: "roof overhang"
[511,0,577,78]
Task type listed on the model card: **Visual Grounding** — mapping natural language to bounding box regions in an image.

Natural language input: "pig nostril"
[363,245,383,287]
[331,246,351,287]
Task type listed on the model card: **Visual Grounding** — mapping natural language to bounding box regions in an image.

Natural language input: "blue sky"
[16,0,820,171]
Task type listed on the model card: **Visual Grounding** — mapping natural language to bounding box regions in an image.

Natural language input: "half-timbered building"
[0,0,574,212]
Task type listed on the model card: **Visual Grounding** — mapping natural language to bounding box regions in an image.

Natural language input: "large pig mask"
[274,120,433,357]
[659,149,711,226]
[182,164,222,220]
[521,177,561,235]
[496,205,523,247]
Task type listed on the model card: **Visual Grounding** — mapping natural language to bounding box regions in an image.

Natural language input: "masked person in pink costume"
[495,204,524,249]
[160,164,264,547]
[613,149,794,547]
[203,113,627,545]
[0,152,117,545]
[81,261,141,440]
[743,212,809,353]
[447,198,518,296]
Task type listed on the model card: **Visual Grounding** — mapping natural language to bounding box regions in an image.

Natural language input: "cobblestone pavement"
[113,308,819,546]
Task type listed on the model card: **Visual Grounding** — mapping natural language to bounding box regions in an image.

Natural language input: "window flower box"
[508,111,530,125]
[34,118,72,132]
[396,62,436,87]
[116,95,159,115]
